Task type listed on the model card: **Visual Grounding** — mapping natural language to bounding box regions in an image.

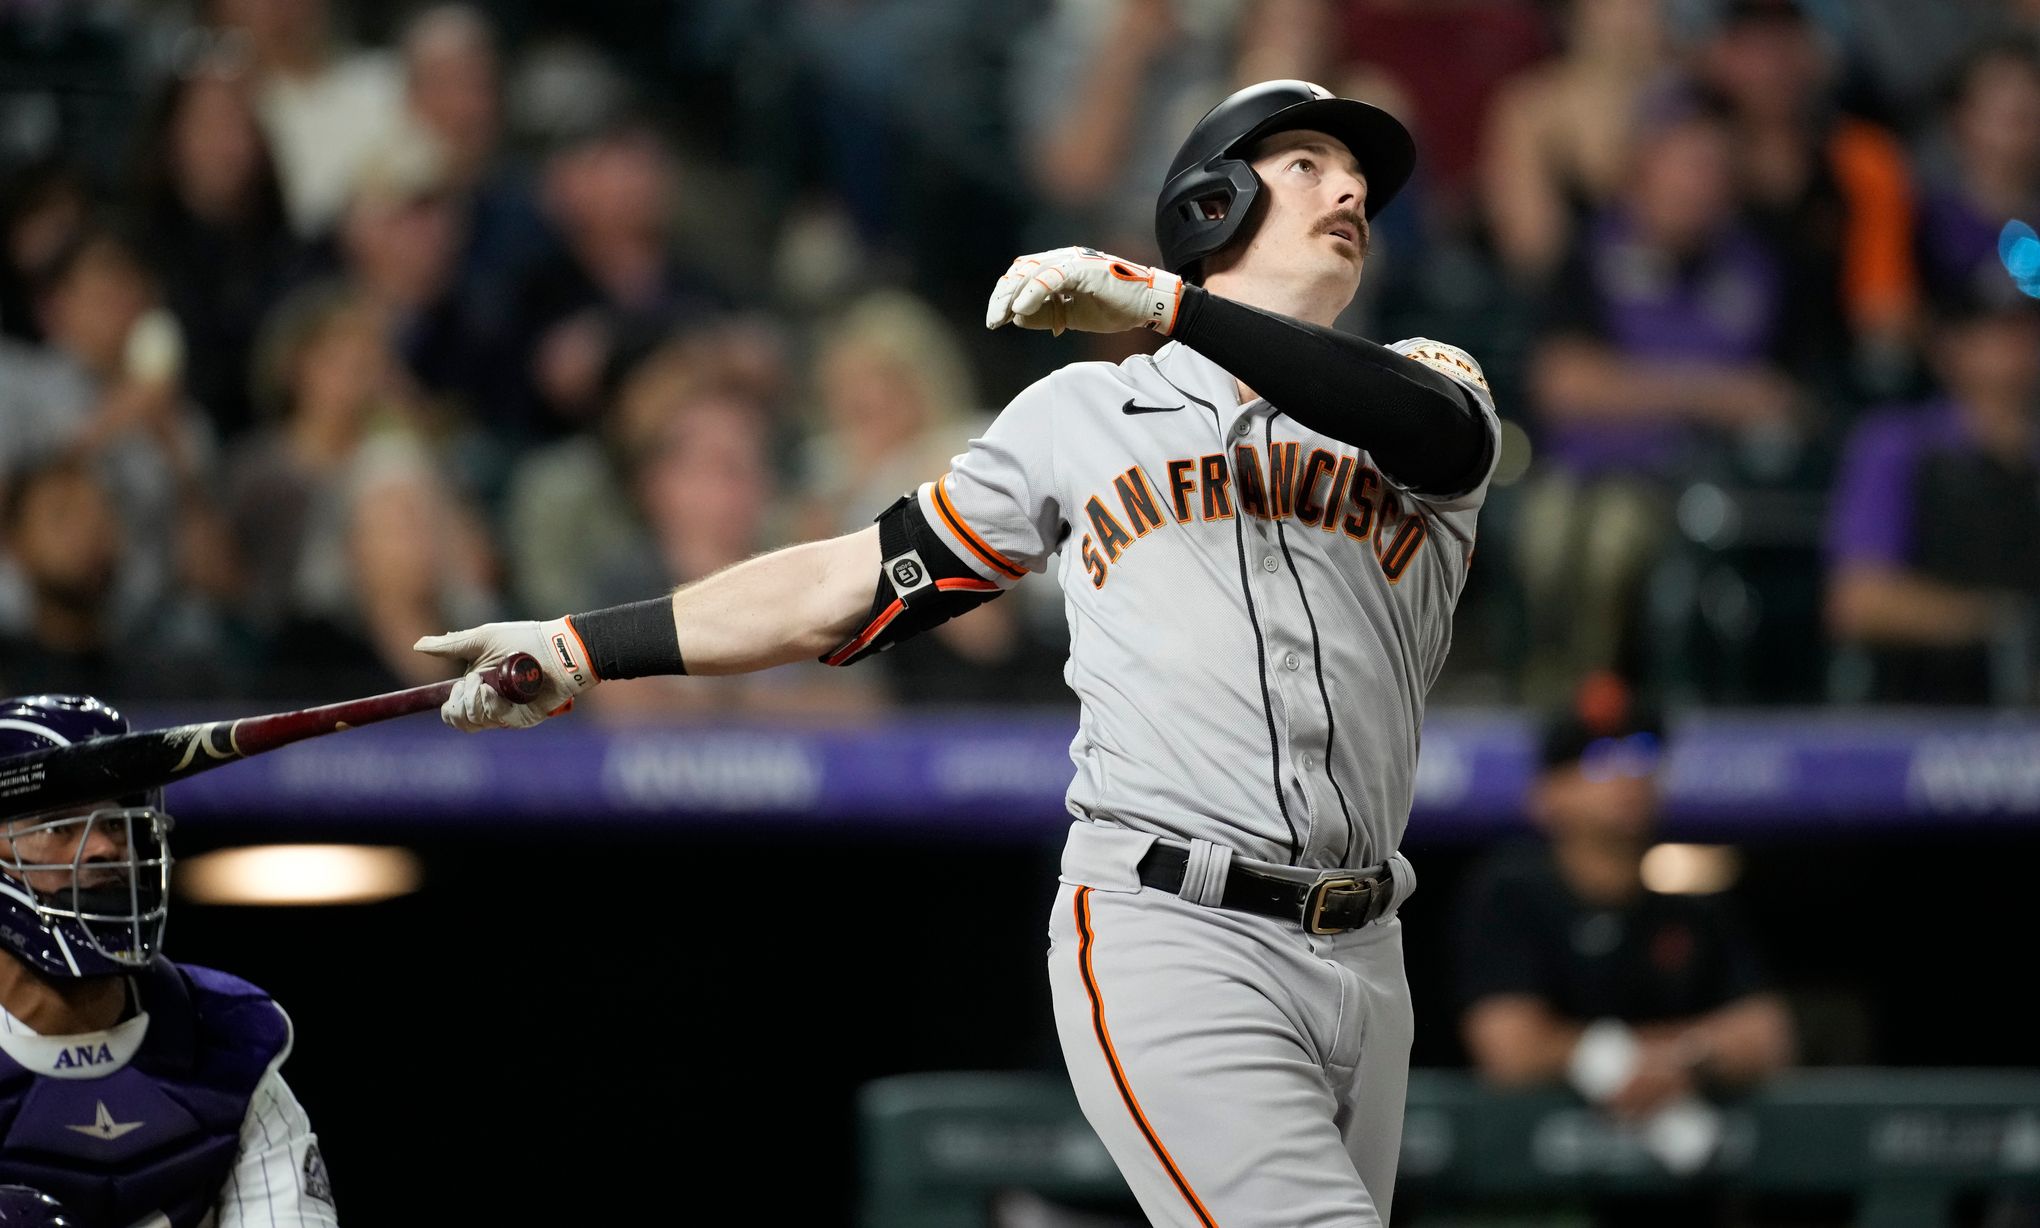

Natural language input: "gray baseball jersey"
[916,337,1498,869]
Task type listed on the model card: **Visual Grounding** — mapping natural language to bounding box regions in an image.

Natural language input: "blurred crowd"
[2,0,2037,712]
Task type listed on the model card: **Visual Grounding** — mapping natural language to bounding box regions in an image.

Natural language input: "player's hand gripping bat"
[0,654,544,821]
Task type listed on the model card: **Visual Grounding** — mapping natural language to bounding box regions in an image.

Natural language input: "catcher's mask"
[0,695,172,978]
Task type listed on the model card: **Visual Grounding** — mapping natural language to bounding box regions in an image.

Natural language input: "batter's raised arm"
[1168,286,1495,497]
[986,245,1494,498]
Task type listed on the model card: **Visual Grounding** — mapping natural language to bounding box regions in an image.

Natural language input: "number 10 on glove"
[984,247,1184,336]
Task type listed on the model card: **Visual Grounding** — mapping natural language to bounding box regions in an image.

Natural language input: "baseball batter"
[418,80,1498,1226]
[0,695,338,1228]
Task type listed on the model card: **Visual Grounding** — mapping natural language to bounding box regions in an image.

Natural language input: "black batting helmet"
[1155,80,1416,282]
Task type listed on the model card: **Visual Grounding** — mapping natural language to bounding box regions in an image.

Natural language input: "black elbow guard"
[819,492,1004,667]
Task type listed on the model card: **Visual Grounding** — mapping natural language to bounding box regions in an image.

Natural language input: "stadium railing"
[858,1068,2040,1228]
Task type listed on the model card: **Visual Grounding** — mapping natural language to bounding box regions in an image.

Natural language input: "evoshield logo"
[66,1100,145,1140]
[885,551,933,598]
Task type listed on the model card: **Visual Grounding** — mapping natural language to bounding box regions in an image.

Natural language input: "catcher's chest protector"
[0,961,289,1228]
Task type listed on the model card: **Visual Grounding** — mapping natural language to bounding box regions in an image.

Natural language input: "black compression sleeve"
[1169,284,1493,496]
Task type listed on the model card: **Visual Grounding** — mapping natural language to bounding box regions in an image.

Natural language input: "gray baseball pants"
[1046,821,1417,1227]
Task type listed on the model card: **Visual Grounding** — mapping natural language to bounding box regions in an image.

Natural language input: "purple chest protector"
[0,960,288,1228]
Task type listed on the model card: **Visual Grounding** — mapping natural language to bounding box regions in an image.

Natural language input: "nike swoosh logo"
[1121,399,1180,415]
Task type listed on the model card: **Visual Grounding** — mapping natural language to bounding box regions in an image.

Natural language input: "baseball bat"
[0,654,544,821]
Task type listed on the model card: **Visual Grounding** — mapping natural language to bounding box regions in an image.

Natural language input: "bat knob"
[486,653,546,704]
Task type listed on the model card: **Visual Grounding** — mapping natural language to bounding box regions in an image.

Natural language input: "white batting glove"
[413,617,599,732]
[984,247,1184,336]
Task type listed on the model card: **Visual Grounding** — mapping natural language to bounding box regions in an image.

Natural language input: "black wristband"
[567,598,686,680]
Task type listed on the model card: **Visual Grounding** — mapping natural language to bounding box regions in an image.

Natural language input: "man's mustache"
[1315,209,1370,254]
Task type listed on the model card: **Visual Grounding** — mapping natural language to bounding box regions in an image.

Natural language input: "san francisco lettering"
[1078,448,1428,588]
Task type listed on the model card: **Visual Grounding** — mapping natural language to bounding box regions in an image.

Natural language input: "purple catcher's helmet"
[0,696,171,978]
[0,1185,71,1226]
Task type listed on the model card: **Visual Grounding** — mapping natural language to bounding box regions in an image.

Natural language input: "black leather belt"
[1136,843,1396,935]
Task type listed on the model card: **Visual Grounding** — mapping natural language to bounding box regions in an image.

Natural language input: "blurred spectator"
[399,5,553,337]
[709,0,1034,319]
[212,0,409,237]
[501,331,726,618]
[798,289,1068,706]
[402,5,505,206]
[1479,0,1677,285]
[130,48,312,441]
[798,290,982,538]
[1334,0,1552,219]
[594,394,778,605]
[0,0,140,183]
[227,283,497,697]
[1011,0,1242,259]
[0,228,231,637]
[1698,0,1920,402]
[0,454,219,700]
[1833,0,2040,134]
[0,159,91,343]
[1824,292,2040,705]
[336,131,517,436]
[1916,40,2040,312]
[517,118,728,432]
[581,387,879,719]
[500,318,792,618]
[1232,0,1342,86]
[1518,103,1799,700]
[1456,676,1795,1200]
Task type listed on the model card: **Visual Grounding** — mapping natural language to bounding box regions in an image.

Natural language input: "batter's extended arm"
[672,527,879,674]
[414,528,880,730]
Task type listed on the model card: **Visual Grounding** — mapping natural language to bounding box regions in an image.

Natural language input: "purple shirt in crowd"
[1823,396,2040,703]
[1917,188,2028,305]
[1538,209,1785,477]
[1825,399,1970,570]
[1826,396,2040,577]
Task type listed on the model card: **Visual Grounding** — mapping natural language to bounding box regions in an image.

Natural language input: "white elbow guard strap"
[819,493,1003,667]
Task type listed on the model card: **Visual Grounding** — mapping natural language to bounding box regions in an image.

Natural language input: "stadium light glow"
[1640,843,1741,895]
[176,845,423,906]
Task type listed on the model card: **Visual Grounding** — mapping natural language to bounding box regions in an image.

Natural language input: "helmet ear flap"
[1156,157,1262,282]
